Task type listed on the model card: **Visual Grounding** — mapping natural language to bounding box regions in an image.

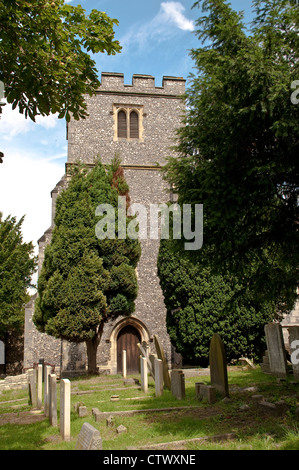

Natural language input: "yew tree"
[0,213,36,340]
[33,159,141,374]
[163,0,299,313]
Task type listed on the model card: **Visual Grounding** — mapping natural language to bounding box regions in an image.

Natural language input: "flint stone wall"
[24,73,185,373]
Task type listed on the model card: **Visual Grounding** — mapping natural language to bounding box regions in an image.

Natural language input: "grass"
[0,365,299,450]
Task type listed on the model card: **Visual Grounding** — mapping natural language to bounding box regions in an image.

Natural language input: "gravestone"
[170,370,185,400]
[38,358,44,382]
[154,335,171,390]
[196,384,216,404]
[49,373,57,426]
[60,379,71,441]
[44,365,52,417]
[75,422,102,450]
[37,364,43,409]
[149,353,157,380]
[28,369,37,407]
[140,356,148,393]
[195,382,204,400]
[288,326,299,379]
[264,323,288,378]
[122,350,127,378]
[137,342,154,379]
[209,333,229,397]
[155,358,163,397]
[78,405,88,417]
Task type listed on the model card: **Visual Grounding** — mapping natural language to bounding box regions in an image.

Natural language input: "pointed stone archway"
[117,325,141,374]
[108,317,150,375]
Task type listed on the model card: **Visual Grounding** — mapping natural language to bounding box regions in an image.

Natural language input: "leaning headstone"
[49,373,57,426]
[137,342,154,379]
[75,422,102,450]
[60,379,71,441]
[149,353,157,380]
[155,358,163,397]
[28,369,37,407]
[154,335,171,390]
[140,356,148,393]
[209,333,229,397]
[264,323,288,378]
[288,326,299,379]
[171,370,185,400]
[37,364,43,409]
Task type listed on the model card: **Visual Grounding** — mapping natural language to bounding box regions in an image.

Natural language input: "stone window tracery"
[113,105,144,142]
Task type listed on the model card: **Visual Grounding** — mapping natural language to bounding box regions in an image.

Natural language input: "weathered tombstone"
[209,333,229,397]
[140,356,148,393]
[288,326,299,379]
[155,358,163,397]
[154,334,171,390]
[137,342,154,379]
[154,358,164,396]
[49,373,57,426]
[44,365,52,417]
[171,370,185,400]
[106,416,114,428]
[149,353,157,380]
[60,379,71,441]
[122,350,127,378]
[195,382,205,400]
[75,422,102,450]
[264,323,288,378]
[78,405,88,417]
[37,364,43,409]
[197,384,217,404]
[28,368,37,407]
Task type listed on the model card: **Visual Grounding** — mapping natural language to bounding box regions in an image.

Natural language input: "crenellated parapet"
[99,72,185,96]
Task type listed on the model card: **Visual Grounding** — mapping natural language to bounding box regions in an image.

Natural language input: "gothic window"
[129,111,139,139]
[114,105,143,141]
[118,110,127,139]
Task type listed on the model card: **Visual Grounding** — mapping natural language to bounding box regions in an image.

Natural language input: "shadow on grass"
[0,419,51,450]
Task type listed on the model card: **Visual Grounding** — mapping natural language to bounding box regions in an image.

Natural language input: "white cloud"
[120,2,194,53]
[0,101,58,139]
[0,150,65,253]
[160,2,195,31]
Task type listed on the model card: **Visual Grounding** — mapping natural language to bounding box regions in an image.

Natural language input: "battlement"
[99,72,185,96]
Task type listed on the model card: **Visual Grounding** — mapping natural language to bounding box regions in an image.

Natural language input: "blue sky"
[0,0,255,275]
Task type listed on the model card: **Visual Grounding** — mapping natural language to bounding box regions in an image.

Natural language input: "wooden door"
[117,325,141,374]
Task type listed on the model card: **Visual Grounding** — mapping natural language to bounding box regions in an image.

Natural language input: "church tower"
[24,72,186,375]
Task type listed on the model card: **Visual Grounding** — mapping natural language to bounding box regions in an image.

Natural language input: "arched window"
[114,105,143,142]
[118,110,127,138]
[130,111,139,139]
